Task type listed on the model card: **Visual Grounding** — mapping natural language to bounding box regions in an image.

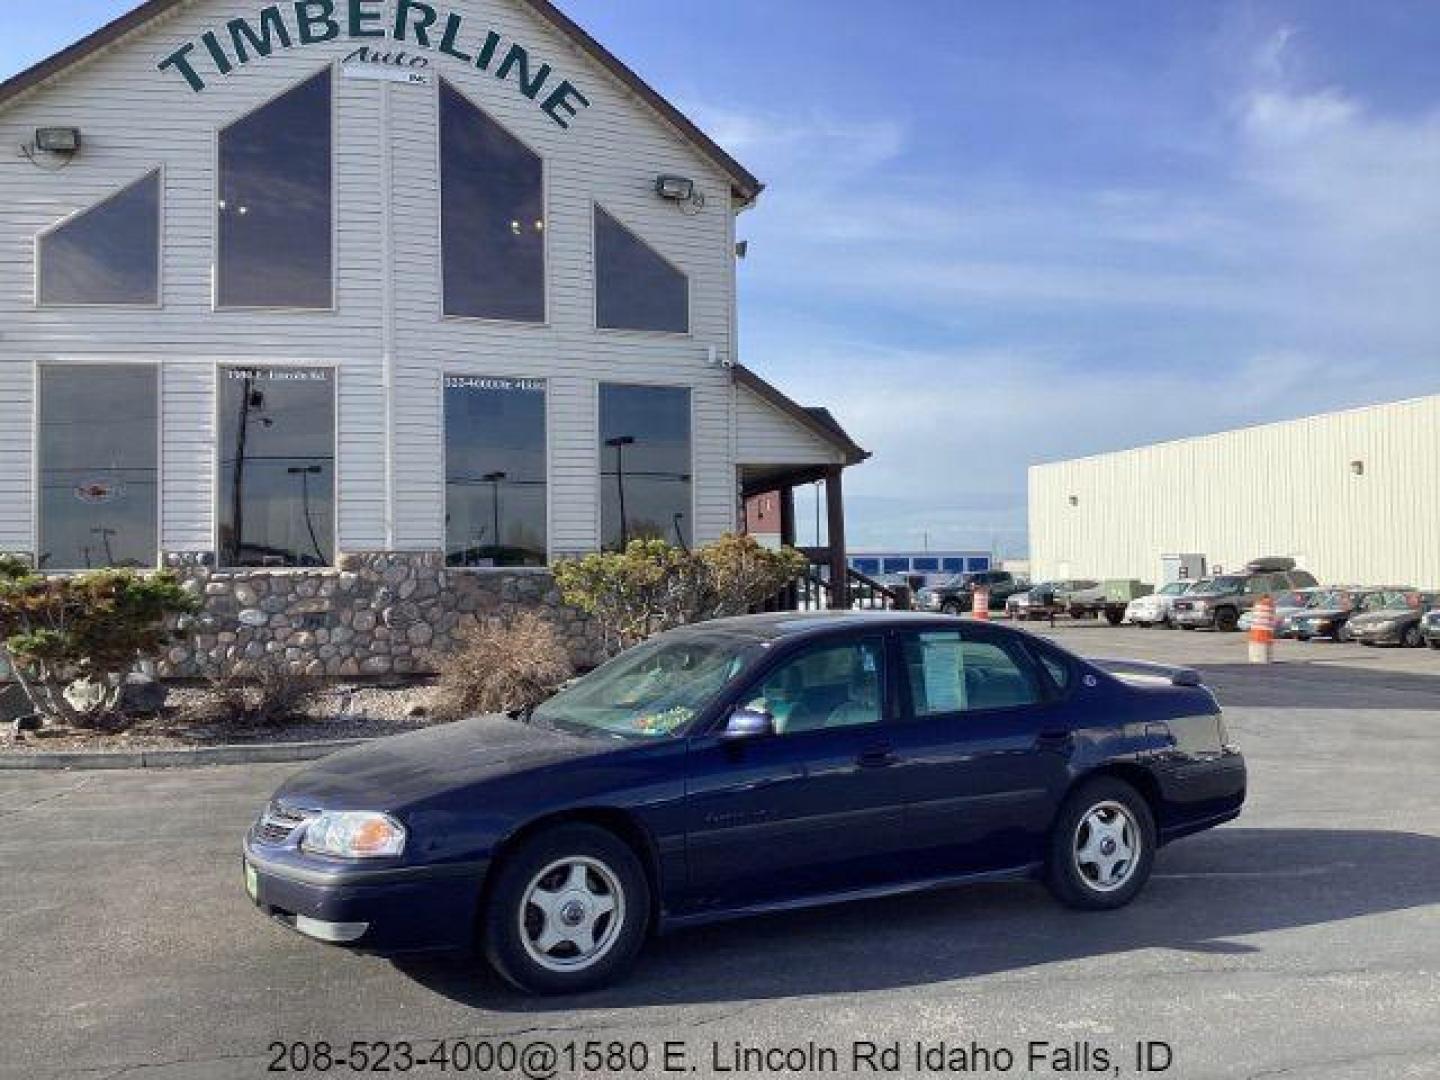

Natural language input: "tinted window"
[218,69,332,309]
[218,367,335,567]
[444,377,547,568]
[903,631,1042,716]
[1288,570,1318,588]
[37,366,158,570]
[884,558,910,574]
[744,639,884,734]
[599,384,691,551]
[914,557,939,572]
[595,206,689,333]
[1034,646,1073,692]
[38,172,160,306]
[441,80,545,322]
[942,558,964,572]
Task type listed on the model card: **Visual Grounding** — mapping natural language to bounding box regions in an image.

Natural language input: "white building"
[1029,394,1440,589]
[0,0,867,676]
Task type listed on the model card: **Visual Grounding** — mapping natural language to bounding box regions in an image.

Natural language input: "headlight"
[301,812,407,858]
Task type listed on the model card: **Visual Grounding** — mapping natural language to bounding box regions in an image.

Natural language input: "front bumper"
[1172,607,1217,628]
[1347,623,1405,645]
[242,836,487,954]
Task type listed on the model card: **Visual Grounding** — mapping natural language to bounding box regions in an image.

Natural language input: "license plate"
[245,862,259,902]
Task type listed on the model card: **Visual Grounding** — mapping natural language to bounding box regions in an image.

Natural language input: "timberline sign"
[158,0,591,129]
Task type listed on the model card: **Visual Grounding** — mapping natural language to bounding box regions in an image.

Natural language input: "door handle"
[858,745,899,769]
[1037,729,1073,750]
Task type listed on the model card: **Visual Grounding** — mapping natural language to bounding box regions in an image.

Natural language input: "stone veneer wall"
[156,552,602,680]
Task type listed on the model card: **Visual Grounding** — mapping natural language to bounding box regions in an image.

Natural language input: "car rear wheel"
[1105,610,1124,627]
[1046,778,1156,911]
[483,824,650,996]
[942,601,964,615]
[1214,607,1239,632]
[1403,624,1424,648]
[1428,639,1440,651]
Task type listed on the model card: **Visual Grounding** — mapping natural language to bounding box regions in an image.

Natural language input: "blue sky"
[6,1,1440,556]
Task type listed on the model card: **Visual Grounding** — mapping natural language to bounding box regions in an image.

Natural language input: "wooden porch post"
[825,466,849,609]
[780,486,798,610]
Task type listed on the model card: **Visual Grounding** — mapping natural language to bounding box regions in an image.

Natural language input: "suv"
[918,570,1026,614]
[1171,558,1319,632]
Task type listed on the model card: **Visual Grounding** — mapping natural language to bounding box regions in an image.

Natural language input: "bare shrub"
[191,661,325,728]
[433,613,574,720]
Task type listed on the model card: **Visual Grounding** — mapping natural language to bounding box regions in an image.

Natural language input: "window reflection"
[444,377,548,568]
[217,69,332,309]
[599,384,692,552]
[595,206,688,333]
[218,367,335,567]
[38,366,158,570]
[38,171,160,306]
[441,80,545,322]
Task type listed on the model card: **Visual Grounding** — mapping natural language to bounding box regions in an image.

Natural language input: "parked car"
[242,612,1246,995]
[919,569,1027,614]
[1124,580,1195,628]
[1291,588,1390,642]
[1171,559,1319,632]
[1007,580,1104,620]
[1237,588,1321,638]
[1422,609,1440,650]
[1344,591,1438,648]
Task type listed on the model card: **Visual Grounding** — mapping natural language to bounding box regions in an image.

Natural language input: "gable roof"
[734,364,870,466]
[0,0,763,204]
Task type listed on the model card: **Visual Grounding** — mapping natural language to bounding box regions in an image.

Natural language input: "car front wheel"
[1214,607,1240,632]
[1045,778,1156,911]
[483,824,651,996]
[1403,625,1424,648]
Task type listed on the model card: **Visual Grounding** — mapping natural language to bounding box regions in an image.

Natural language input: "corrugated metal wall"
[1029,395,1440,587]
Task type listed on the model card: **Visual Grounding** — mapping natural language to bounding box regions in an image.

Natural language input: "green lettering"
[348,0,385,39]
[541,80,590,129]
[227,6,293,64]
[201,31,234,76]
[438,13,472,63]
[393,0,438,47]
[293,0,340,45]
[157,42,207,91]
[474,30,501,71]
[496,43,551,100]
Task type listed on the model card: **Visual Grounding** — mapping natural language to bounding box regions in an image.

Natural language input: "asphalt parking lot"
[3,625,1439,1080]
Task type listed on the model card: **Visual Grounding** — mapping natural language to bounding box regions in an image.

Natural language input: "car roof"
[671,611,982,643]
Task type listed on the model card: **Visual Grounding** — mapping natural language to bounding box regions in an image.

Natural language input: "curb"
[0,738,372,771]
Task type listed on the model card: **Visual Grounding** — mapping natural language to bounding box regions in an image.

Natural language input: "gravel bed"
[1,682,447,754]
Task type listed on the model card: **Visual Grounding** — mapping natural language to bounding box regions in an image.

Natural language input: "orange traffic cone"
[972,586,991,622]
[1249,595,1276,664]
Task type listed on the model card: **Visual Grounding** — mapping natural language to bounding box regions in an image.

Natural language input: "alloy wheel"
[519,857,625,973]
[1073,801,1141,893]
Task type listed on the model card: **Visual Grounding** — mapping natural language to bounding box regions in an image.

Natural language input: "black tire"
[1105,610,1124,627]
[1180,624,1196,631]
[1428,640,1440,651]
[1214,607,1240,633]
[1045,778,1156,911]
[942,601,964,616]
[1403,624,1424,648]
[482,823,651,996]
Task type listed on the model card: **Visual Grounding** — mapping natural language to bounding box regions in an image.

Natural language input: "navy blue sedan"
[243,613,1246,995]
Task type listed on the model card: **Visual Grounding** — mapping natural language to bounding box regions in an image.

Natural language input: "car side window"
[1032,646,1073,693]
[743,639,885,735]
[902,631,1042,718]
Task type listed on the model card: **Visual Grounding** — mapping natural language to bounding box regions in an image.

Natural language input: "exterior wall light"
[35,127,82,154]
[1351,461,1365,477]
[1068,495,1080,507]
[655,175,696,201]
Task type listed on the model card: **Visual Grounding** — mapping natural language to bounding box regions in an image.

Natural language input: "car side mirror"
[721,707,776,741]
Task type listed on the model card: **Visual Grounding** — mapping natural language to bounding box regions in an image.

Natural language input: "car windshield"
[1375,592,1413,611]
[1159,582,1191,596]
[1206,577,1246,592]
[532,632,763,740]
[1274,590,1310,607]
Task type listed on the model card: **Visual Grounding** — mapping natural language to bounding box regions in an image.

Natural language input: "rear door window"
[902,631,1043,717]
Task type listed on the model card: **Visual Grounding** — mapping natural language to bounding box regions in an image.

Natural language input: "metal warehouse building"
[1028,394,1440,589]
[0,0,869,679]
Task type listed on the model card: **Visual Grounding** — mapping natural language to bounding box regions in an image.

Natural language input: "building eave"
[733,363,871,467]
[0,0,765,206]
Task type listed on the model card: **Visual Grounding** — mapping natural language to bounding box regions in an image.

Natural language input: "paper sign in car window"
[922,636,967,713]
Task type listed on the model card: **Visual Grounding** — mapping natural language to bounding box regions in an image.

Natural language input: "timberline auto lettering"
[157,0,592,129]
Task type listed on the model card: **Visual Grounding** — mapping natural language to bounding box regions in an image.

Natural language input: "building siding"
[1029,395,1440,587]
[0,0,748,562]
[736,384,846,467]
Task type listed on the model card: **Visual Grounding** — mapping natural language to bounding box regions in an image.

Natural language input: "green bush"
[555,534,808,656]
[0,561,200,728]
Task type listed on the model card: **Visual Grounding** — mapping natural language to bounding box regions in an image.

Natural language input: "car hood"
[274,715,614,811]
[1297,608,1351,620]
